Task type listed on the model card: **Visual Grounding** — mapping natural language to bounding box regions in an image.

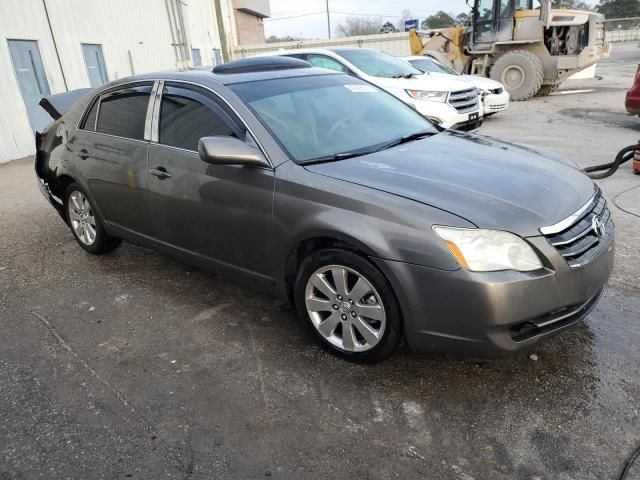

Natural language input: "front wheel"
[490,50,544,101]
[294,249,403,363]
[64,183,121,254]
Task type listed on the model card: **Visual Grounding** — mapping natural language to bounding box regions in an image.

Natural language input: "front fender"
[271,162,472,284]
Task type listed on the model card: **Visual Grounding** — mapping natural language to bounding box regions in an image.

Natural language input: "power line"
[264,11,326,22]
[332,10,433,18]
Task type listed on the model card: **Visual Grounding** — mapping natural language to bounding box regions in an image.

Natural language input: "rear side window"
[158,83,242,151]
[95,84,152,140]
[81,98,99,131]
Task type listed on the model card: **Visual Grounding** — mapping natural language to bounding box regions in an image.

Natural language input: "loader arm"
[408,28,470,74]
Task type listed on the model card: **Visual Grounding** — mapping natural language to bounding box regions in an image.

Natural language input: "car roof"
[272,47,377,57]
[99,65,341,89]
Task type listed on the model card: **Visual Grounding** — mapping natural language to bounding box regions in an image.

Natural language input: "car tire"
[490,50,544,101]
[294,248,403,363]
[64,182,121,254]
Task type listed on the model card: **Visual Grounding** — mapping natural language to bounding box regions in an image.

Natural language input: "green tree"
[456,12,470,26]
[423,11,456,29]
[380,21,397,33]
[596,0,640,17]
[551,0,593,7]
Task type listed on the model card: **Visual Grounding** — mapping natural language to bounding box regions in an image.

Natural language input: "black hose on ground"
[583,144,636,179]
[619,443,640,480]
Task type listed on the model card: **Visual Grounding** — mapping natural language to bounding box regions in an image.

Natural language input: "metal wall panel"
[0,0,227,163]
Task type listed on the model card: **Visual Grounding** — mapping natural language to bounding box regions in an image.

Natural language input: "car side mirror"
[198,136,270,168]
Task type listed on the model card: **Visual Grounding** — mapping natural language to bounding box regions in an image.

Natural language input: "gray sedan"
[35,57,614,363]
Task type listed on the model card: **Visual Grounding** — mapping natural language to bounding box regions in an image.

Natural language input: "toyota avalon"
[35,56,614,363]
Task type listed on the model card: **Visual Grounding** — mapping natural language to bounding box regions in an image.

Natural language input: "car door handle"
[149,167,172,179]
[77,149,90,160]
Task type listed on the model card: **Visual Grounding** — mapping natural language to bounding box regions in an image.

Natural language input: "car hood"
[368,72,476,92]
[410,71,504,91]
[304,131,595,237]
[466,75,505,91]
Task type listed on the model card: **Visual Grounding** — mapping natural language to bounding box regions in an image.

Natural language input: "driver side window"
[158,83,244,151]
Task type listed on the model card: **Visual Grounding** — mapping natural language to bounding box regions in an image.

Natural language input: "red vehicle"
[625,64,640,116]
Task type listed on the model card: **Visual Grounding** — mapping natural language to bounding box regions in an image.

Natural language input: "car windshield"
[230,74,437,163]
[409,58,460,76]
[336,50,423,78]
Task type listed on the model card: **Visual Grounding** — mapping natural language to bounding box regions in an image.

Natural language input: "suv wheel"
[295,249,402,363]
[64,183,121,254]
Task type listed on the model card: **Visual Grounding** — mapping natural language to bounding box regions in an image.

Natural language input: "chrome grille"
[448,88,479,113]
[542,193,614,268]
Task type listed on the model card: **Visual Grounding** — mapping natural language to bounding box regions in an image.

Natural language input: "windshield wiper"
[375,130,436,152]
[392,73,416,79]
[300,150,374,165]
[300,130,436,165]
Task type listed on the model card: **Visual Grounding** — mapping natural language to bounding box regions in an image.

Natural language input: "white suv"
[404,56,510,117]
[271,48,483,131]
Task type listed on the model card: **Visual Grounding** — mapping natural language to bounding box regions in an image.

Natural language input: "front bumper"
[413,100,482,130]
[373,231,615,357]
[482,91,510,115]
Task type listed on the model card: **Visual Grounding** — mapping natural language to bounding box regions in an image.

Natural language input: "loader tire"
[536,81,561,97]
[490,50,544,101]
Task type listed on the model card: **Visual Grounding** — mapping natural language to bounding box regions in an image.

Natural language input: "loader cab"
[470,0,536,48]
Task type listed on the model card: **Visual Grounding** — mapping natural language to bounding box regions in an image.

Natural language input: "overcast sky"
[264,0,472,38]
[263,0,596,39]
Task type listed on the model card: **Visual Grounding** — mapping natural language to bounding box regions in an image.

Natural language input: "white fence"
[234,26,638,60]
[605,30,640,43]
[233,32,411,59]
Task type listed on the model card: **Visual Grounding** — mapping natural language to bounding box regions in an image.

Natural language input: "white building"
[0,0,269,163]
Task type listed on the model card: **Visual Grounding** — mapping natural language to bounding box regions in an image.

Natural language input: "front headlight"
[433,227,543,272]
[406,89,448,102]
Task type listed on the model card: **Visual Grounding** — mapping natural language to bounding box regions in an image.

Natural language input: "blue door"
[82,43,108,87]
[213,48,223,66]
[192,48,202,67]
[8,39,51,133]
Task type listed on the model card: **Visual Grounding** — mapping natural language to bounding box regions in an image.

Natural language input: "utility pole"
[214,0,230,62]
[326,0,331,38]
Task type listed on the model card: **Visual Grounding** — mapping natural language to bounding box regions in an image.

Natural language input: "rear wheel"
[64,183,121,254]
[490,50,544,101]
[294,249,402,363]
[536,81,561,97]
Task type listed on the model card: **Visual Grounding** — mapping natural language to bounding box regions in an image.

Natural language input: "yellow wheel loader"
[410,0,610,100]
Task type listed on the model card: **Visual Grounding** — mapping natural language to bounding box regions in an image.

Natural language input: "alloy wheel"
[304,265,386,353]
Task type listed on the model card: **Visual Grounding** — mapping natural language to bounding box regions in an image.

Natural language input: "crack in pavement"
[30,309,139,417]
[29,309,201,478]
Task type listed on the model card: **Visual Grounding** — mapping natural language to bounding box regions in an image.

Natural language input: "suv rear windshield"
[230,75,437,163]
[337,50,422,78]
[409,57,460,76]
